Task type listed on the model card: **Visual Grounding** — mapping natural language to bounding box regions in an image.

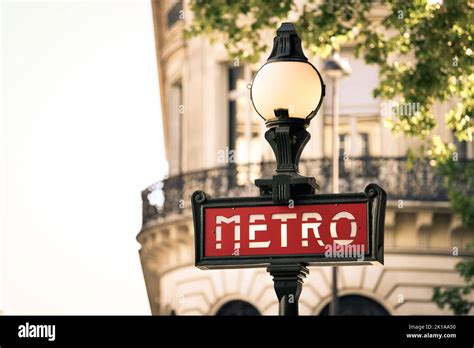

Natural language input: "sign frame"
[192,183,386,270]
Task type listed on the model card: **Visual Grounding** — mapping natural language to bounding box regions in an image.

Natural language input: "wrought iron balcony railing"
[142,157,459,226]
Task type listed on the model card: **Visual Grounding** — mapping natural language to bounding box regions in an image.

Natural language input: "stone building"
[137,0,474,315]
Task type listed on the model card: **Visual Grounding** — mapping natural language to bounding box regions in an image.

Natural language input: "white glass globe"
[251,61,323,120]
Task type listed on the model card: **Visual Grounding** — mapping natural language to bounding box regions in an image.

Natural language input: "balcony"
[141,157,468,227]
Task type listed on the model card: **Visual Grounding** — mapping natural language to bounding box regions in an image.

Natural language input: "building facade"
[137,0,474,315]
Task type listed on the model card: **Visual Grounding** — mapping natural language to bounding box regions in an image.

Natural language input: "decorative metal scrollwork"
[141,157,470,226]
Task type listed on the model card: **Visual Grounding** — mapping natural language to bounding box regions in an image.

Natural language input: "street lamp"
[251,22,325,204]
[192,22,386,318]
[249,22,325,316]
[323,51,352,316]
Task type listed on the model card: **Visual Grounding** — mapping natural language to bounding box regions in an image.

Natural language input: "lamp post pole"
[268,263,309,316]
[323,52,351,316]
[250,22,325,316]
[332,76,340,196]
[331,76,340,316]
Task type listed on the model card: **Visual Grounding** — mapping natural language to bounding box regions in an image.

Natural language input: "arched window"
[319,295,389,316]
[215,300,261,316]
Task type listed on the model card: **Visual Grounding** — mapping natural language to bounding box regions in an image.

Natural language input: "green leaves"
[432,242,474,316]
[427,137,474,227]
[432,285,472,315]
[186,0,293,63]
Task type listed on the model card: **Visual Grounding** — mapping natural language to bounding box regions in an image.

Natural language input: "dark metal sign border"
[192,183,386,270]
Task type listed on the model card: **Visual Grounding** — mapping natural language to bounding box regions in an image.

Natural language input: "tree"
[185,0,474,314]
[432,242,474,315]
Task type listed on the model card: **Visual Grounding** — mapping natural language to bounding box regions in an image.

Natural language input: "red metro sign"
[192,184,386,269]
[204,203,367,257]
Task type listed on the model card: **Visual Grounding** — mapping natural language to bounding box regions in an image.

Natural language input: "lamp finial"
[268,22,308,62]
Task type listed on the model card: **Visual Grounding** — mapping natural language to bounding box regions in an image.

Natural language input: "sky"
[1,0,167,314]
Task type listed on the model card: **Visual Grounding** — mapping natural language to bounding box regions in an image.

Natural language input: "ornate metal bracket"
[267,263,309,316]
[255,110,318,203]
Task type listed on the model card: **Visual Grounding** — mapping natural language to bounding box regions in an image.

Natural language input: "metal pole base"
[267,263,309,316]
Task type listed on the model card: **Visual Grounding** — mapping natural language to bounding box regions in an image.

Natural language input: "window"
[215,300,260,316]
[227,66,242,157]
[453,134,467,160]
[167,0,183,28]
[167,80,183,174]
[338,134,346,159]
[319,295,389,315]
[340,132,370,158]
[359,133,369,157]
[339,134,349,177]
[227,65,262,185]
[339,131,372,177]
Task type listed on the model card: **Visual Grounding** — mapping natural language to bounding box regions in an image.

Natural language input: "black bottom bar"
[0,315,473,346]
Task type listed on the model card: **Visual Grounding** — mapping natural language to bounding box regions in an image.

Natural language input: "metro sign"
[192,184,386,269]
